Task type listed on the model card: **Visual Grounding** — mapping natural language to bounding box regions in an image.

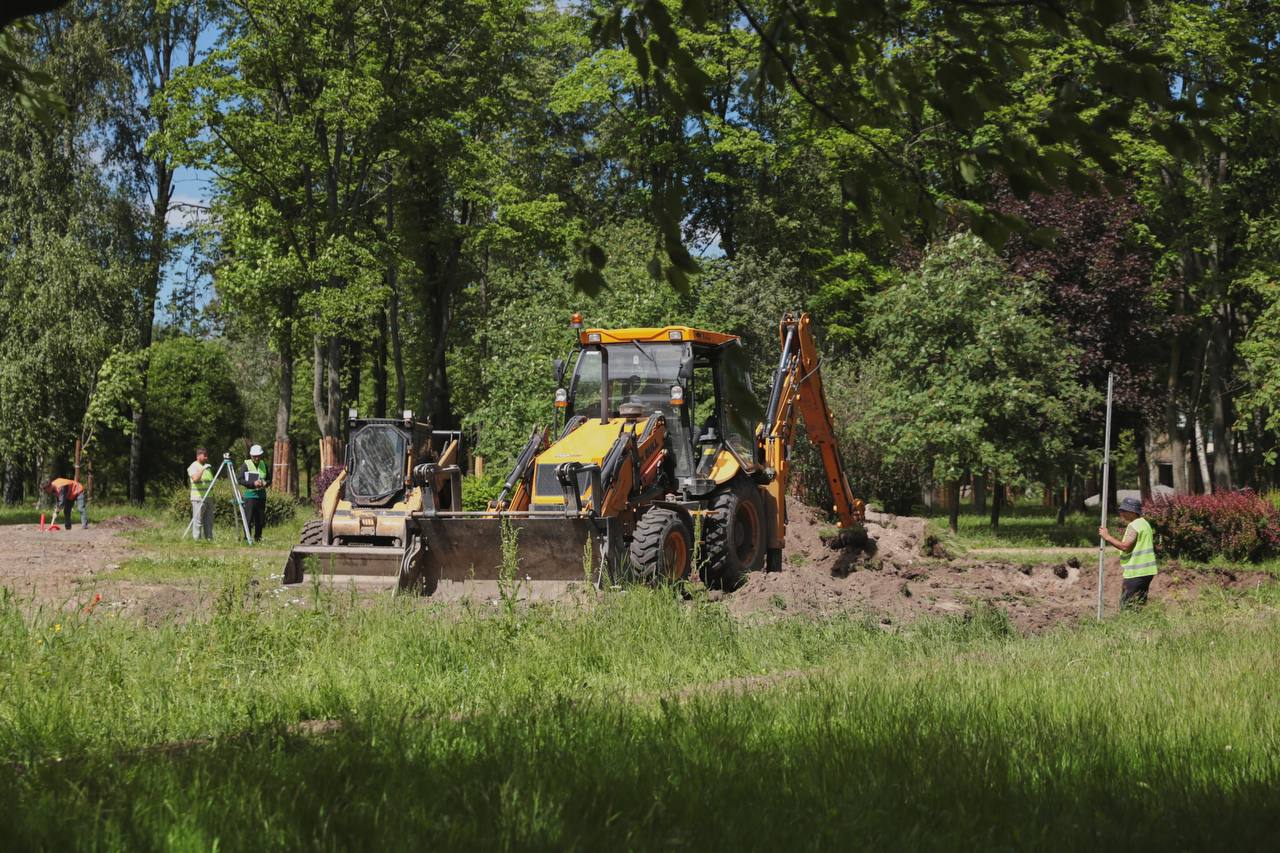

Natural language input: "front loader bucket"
[403,514,621,597]
[284,545,405,590]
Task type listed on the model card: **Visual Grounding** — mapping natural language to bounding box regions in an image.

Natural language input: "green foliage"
[819,365,933,515]
[864,234,1094,486]
[0,9,140,479]
[143,338,244,485]
[461,473,504,511]
[456,226,692,463]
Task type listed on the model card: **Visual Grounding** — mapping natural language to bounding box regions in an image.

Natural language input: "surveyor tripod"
[184,455,254,544]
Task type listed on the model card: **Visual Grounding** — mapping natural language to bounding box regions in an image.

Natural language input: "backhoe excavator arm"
[760,312,864,552]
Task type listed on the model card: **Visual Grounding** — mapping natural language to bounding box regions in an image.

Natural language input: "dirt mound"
[725,498,1270,632]
[98,515,150,530]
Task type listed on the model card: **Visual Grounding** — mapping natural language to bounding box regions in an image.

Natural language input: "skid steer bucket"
[401,513,622,596]
[283,544,405,589]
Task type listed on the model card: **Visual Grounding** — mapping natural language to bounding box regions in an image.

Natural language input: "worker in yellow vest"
[239,444,271,542]
[43,477,88,530]
[187,447,215,540]
[1099,496,1158,609]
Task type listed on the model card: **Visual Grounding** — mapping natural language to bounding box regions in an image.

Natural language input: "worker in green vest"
[187,447,215,540]
[239,444,271,543]
[1099,496,1157,609]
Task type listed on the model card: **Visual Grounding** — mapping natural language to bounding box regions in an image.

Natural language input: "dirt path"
[0,520,205,621]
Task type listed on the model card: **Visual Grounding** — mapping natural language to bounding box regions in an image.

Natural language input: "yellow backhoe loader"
[286,311,862,593]
[282,413,462,587]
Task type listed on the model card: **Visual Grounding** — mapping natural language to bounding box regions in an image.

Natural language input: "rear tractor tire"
[298,518,323,546]
[702,477,766,591]
[629,508,693,584]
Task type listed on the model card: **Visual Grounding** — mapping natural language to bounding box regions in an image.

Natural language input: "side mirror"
[552,357,566,385]
[678,354,694,383]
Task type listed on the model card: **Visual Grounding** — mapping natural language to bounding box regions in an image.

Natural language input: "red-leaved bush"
[1144,491,1280,563]
[312,465,345,511]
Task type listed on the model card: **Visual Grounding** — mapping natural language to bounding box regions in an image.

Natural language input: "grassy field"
[2,574,1279,849]
[923,503,1099,550]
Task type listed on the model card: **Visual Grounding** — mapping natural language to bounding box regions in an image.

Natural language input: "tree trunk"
[319,436,343,470]
[273,317,296,496]
[946,480,960,534]
[972,471,986,513]
[373,308,388,418]
[1136,427,1152,502]
[1144,430,1161,491]
[1165,363,1188,494]
[1208,314,1234,490]
[303,446,313,500]
[346,339,361,422]
[313,333,344,463]
[1058,468,1085,524]
[390,282,405,414]
[989,481,1002,531]
[3,459,22,505]
[1193,417,1212,494]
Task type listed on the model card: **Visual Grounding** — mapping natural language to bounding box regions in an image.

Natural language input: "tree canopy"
[3,0,1280,518]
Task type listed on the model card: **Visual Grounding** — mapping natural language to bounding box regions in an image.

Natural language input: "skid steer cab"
[283,412,462,589]
[391,311,863,597]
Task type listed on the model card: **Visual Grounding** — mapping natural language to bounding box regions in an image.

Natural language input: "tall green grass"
[2,583,1279,848]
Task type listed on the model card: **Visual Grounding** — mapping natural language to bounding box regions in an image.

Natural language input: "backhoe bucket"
[402,514,621,597]
[283,544,405,590]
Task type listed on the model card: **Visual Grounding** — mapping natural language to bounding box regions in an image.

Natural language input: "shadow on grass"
[4,697,1275,850]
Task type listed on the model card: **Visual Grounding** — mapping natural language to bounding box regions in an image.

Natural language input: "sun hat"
[1118,496,1142,514]
[249,444,264,456]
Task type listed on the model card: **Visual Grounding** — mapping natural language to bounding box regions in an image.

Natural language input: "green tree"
[104,0,208,503]
[141,337,244,486]
[864,234,1093,532]
[0,5,140,501]
[1123,0,1280,493]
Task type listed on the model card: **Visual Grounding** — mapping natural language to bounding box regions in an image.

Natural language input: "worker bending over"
[239,444,271,543]
[43,477,88,530]
[1099,496,1158,609]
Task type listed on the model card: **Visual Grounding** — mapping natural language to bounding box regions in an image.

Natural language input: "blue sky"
[157,24,220,318]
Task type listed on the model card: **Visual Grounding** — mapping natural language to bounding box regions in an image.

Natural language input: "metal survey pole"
[1096,372,1114,620]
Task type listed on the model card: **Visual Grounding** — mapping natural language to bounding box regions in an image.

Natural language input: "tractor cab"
[342,413,453,508]
[556,325,763,497]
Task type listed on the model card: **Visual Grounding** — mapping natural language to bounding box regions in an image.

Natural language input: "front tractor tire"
[629,508,693,584]
[702,477,766,590]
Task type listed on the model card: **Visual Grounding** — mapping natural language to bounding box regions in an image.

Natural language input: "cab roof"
[578,326,739,346]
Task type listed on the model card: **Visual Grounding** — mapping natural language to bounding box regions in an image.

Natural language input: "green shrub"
[167,487,299,528]
[462,473,505,511]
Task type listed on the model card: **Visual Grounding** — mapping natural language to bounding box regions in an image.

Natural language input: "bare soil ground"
[0,500,1269,632]
[0,520,204,622]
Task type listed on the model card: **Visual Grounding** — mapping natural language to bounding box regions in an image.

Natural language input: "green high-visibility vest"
[242,458,268,499]
[191,462,214,500]
[1122,517,1158,579]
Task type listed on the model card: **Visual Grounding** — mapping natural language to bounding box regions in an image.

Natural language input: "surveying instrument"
[184,452,254,543]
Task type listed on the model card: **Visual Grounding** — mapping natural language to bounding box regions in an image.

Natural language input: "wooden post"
[319,435,343,471]
[475,454,485,478]
[272,438,295,496]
